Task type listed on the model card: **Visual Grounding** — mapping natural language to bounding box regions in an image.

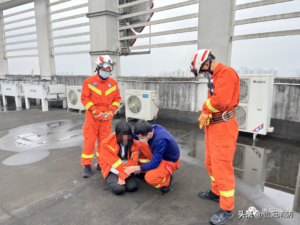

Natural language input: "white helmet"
[190,49,215,77]
[95,55,116,72]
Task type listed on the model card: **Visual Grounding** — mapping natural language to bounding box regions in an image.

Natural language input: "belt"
[94,106,109,112]
[210,108,237,125]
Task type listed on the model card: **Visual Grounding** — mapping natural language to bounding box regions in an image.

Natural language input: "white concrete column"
[25,97,30,109]
[88,0,120,79]
[0,10,9,78]
[15,96,22,108]
[41,99,49,111]
[34,0,56,78]
[197,0,236,66]
[2,95,7,105]
[62,99,67,109]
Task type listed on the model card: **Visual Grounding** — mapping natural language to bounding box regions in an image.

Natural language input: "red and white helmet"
[95,55,116,72]
[190,49,215,77]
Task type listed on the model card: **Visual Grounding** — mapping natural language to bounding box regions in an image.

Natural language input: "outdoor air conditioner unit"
[125,90,158,122]
[67,86,85,114]
[236,74,274,140]
[1,79,30,108]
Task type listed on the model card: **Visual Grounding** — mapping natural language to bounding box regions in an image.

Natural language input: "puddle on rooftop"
[0,119,85,166]
[47,121,63,128]
[187,133,300,217]
[152,117,300,219]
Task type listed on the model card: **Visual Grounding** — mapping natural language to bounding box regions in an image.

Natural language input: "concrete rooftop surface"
[0,103,299,225]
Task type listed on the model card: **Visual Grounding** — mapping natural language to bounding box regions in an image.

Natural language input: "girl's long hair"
[115,121,133,159]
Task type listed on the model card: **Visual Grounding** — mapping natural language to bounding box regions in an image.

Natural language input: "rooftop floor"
[0,102,299,225]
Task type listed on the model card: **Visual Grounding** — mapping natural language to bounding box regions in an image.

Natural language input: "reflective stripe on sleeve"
[139,158,151,164]
[131,152,135,159]
[112,102,119,107]
[210,176,215,181]
[82,154,94,159]
[85,102,94,110]
[96,152,99,157]
[220,190,235,197]
[112,159,122,169]
[206,99,220,113]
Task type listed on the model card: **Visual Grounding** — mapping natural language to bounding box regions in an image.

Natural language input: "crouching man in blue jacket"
[124,120,180,193]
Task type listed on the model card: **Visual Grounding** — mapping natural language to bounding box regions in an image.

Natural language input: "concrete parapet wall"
[55,76,87,87]
[4,75,300,140]
[272,77,300,122]
[5,75,300,122]
[117,76,207,113]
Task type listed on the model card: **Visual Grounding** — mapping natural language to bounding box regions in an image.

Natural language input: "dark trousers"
[105,172,138,195]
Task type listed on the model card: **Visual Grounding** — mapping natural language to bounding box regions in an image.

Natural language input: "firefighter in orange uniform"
[81,55,121,178]
[190,49,240,225]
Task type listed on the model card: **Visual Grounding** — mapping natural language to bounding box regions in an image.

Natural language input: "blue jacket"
[133,125,180,171]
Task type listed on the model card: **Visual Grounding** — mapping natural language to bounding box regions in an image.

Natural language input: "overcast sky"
[2,0,300,76]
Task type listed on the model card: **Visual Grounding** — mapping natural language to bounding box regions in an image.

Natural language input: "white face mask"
[139,138,148,142]
[139,134,150,142]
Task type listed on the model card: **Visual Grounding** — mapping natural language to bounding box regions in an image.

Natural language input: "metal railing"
[1,4,38,59]
[235,0,293,10]
[118,13,198,31]
[49,0,90,56]
[118,0,198,20]
[117,0,300,52]
[233,0,300,41]
[1,0,298,59]
[118,0,199,52]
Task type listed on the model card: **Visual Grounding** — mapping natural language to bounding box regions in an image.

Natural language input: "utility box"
[237,74,274,139]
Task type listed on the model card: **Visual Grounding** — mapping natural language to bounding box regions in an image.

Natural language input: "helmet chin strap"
[95,66,100,74]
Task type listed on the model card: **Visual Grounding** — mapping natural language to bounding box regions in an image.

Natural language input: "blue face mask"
[99,71,110,80]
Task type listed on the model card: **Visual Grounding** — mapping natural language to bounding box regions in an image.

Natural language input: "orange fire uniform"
[81,75,121,167]
[138,142,180,188]
[202,63,240,211]
[100,133,147,179]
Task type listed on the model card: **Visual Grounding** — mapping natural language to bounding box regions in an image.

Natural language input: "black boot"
[161,175,173,193]
[96,164,101,170]
[82,165,91,178]
[135,172,146,180]
[210,208,233,225]
[198,189,220,202]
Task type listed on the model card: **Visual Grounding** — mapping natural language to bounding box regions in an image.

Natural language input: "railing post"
[0,10,8,78]
[88,0,120,79]
[34,0,56,78]
[197,0,236,66]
